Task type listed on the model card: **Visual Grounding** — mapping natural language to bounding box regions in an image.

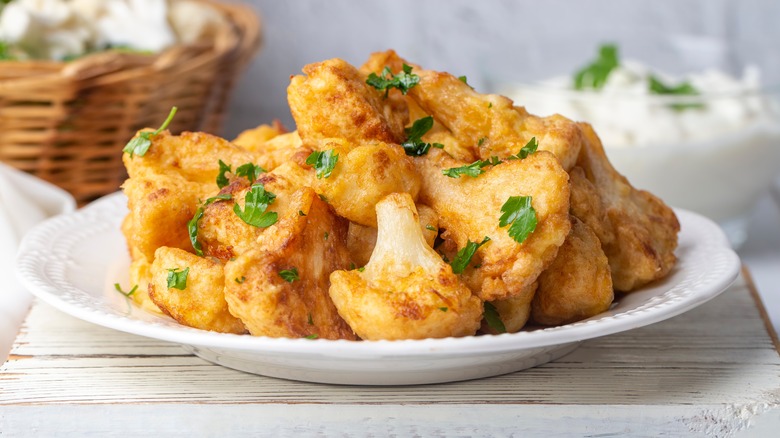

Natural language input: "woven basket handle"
[61,52,153,80]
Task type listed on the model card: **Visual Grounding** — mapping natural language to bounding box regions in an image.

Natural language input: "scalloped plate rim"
[16,191,741,359]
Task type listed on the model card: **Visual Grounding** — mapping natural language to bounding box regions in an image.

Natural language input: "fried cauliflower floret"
[288,58,408,144]
[223,188,357,340]
[123,131,257,185]
[329,193,482,340]
[232,120,286,149]
[416,148,571,301]
[347,203,439,267]
[122,173,211,260]
[573,123,679,292]
[197,160,315,260]
[236,130,303,172]
[308,138,420,227]
[480,282,538,334]
[532,216,614,326]
[148,247,246,334]
[406,65,582,171]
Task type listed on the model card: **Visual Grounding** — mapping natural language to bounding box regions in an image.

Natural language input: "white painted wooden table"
[2,272,779,437]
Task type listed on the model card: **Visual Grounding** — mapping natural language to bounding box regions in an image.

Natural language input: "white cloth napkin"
[0,162,76,363]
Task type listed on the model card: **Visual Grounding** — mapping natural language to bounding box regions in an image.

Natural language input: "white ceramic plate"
[16,192,740,385]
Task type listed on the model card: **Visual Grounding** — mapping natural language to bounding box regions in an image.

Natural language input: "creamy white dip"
[503,62,780,245]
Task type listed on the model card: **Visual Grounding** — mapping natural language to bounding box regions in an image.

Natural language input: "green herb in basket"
[123,107,178,158]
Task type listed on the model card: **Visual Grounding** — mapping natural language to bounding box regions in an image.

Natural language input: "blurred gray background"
[223,0,780,137]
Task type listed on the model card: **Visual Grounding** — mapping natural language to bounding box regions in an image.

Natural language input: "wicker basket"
[0,1,262,205]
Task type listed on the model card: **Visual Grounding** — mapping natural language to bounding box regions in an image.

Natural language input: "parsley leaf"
[499,196,538,244]
[188,194,232,256]
[217,160,232,188]
[450,236,490,274]
[235,276,246,284]
[648,75,698,95]
[123,106,178,157]
[403,116,437,156]
[279,268,299,283]
[442,160,489,178]
[366,63,420,96]
[478,137,487,146]
[425,224,437,231]
[166,267,189,290]
[439,307,449,312]
[648,75,704,111]
[304,334,319,340]
[507,137,539,160]
[233,183,278,228]
[458,75,468,84]
[235,162,265,183]
[218,161,265,187]
[574,44,619,91]
[306,149,339,179]
[484,302,507,333]
[114,283,138,297]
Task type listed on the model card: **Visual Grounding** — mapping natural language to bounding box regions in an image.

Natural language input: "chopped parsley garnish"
[235,276,246,284]
[477,137,487,147]
[402,116,438,156]
[114,283,138,297]
[323,232,329,240]
[304,334,319,340]
[648,75,698,95]
[450,236,490,274]
[574,44,619,91]
[218,161,265,187]
[442,160,489,178]
[499,196,538,244]
[235,162,265,182]
[442,155,504,179]
[458,75,468,84]
[233,183,278,228]
[366,63,420,96]
[306,149,339,179]
[484,302,507,333]
[279,268,299,283]
[166,267,189,290]
[216,160,232,188]
[357,266,365,272]
[298,210,307,216]
[425,224,437,231]
[439,307,449,312]
[648,75,704,111]
[188,194,233,256]
[488,102,493,109]
[123,106,178,157]
[307,313,314,325]
[507,137,538,160]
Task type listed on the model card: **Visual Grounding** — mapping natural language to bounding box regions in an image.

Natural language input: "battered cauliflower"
[532,216,614,325]
[288,58,408,144]
[573,123,679,291]
[196,160,314,260]
[148,247,246,334]
[329,193,483,340]
[362,50,582,171]
[308,138,420,227]
[123,130,257,185]
[223,187,357,340]
[416,148,571,301]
